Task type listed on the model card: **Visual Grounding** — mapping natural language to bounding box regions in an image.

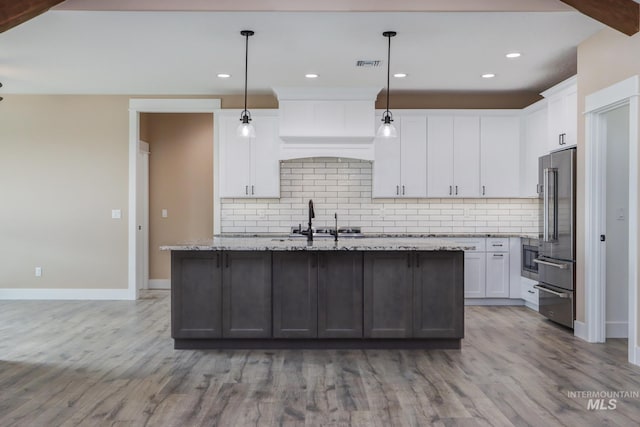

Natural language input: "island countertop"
[161,236,474,251]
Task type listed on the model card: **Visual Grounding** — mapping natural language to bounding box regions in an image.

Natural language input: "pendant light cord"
[386,33,391,114]
[243,32,249,114]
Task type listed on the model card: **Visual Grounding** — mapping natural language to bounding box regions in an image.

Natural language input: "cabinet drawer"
[486,238,509,252]
[521,277,538,304]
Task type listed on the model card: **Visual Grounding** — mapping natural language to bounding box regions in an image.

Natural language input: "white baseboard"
[0,288,132,300]
[634,346,640,366]
[523,300,539,312]
[465,298,525,306]
[574,320,588,341]
[148,279,171,290]
[606,321,629,338]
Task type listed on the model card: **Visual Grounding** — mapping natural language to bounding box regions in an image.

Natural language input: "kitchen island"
[163,237,470,349]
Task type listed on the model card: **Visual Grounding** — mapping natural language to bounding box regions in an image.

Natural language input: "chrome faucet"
[307,199,315,242]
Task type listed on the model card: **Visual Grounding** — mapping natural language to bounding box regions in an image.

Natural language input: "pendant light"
[238,30,255,138]
[377,31,397,138]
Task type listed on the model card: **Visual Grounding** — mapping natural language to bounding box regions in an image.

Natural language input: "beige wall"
[576,29,640,336]
[141,113,214,280]
[0,95,130,289]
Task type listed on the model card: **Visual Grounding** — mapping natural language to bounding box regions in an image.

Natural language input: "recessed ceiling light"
[506,52,521,59]
[482,73,496,79]
[393,73,407,78]
[305,73,319,79]
[217,73,231,78]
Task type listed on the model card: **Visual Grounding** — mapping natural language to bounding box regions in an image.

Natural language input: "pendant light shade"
[377,31,397,139]
[237,30,255,138]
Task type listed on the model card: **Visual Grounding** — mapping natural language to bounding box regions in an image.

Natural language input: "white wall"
[605,105,630,338]
[221,157,539,234]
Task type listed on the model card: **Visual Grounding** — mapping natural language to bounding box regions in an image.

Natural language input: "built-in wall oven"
[521,238,539,280]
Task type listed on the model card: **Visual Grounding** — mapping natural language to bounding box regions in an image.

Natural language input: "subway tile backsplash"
[220,158,539,234]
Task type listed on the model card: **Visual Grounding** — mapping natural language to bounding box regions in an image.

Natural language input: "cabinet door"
[480,116,520,197]
[251,117,281,198]
[171,251,222,338]
[400,116,427,197]
[272,252,317,338]
[463,252,486,298]
[453,116,480,197]
[413,252,464,338]
[522,106,548,197]
[222,251,272,338]
[219,115,252,197]
[562,88,577,148]
[363,252,413,338]
[427,115,454,197]
[317,252,363,338]
[372,116,401,197]
[485,252,510,298]
[547,95,564,151]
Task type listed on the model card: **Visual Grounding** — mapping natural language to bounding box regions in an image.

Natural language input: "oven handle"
[534,258,568,269]
[534,284,571,298]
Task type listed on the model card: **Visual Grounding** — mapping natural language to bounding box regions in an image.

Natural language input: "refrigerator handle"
[543,168,549,242]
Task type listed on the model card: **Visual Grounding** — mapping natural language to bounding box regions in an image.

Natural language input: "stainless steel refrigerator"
[535,147,576,329]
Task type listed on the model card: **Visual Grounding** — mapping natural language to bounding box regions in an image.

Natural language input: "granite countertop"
[161,237,474,252]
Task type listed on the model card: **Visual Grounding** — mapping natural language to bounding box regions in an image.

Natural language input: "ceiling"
[0,9,603,96]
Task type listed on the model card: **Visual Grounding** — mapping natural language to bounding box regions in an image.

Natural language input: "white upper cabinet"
[521,100,548,197]
[480,116,521,197]
[428,115,480,197]
[373,115,427,198]
[427,116,454,197]
[542,76,577,151]
[219,112,280,198]
[399,116,428,197]
[453,116,481,198]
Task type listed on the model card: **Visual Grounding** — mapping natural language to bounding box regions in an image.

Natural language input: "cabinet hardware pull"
[251,185,255,195]
[225,253,229,268]
[449,185,452,195]
[492,243,503,247]
[245,185,249,195]
[407,254,411,268]
[216,253,220,268]
[311,254,317,268]
[482,185,486,196]
[396,185,399,195]
[528,290,535,294]
[493,254,504,257]
[455,185,458,195]
[416,254,420,267]
[402,185,405,195]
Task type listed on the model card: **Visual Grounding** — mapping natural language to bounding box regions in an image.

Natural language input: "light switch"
[162,209,168,218]
[35,267,42,277]
[617,208,625,220]
[111,209,122,219]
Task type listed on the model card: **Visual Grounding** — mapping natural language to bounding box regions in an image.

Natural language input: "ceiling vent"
[356,60,382,68]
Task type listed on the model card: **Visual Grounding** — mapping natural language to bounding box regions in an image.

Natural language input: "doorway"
[128,99,220,300]
[603,105,629,339]
[584,75,639,365]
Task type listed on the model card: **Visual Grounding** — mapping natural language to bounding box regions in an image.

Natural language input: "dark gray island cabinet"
[169,240,465,349]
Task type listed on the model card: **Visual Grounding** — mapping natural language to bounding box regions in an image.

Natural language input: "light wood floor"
[1,291,639,426]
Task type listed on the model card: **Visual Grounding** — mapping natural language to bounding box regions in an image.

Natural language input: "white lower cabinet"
[485,252,510,298]
[463,252,486,298]
[521,277,539,310]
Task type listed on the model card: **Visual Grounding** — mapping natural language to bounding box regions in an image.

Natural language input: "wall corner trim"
[0,288,132,300]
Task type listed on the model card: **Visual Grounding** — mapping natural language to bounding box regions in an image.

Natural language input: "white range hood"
[273,87,380,161]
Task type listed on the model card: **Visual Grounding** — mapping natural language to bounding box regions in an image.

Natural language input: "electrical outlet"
[35,267,42,277]
[162,209,168,218]
[257,209,266,220]
[111,209,121,219]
